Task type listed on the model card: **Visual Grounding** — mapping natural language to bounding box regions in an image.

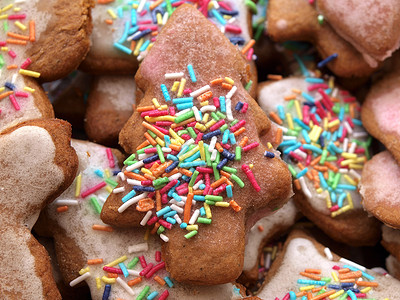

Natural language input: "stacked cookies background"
[1,0,400,299]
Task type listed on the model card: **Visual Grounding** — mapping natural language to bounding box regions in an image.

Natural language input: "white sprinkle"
[128,269,140,276]
[190,85,210,98]
[116,277,135,296]
[113,187,125,194]
[225,99,233,121]
[339,258,366,271]
[211,0,219,9]
[189,209,200,225]
[332,87,339,98]
[200,105,217,113]
[97,196,107,205]
[126,160,144,172]
[140,211,152,226]
[128,242,148,253]
[343,121,353,134]
[348,142,357,154]
[349,169,361,180]
[353,131,368,138]
[193,179,203,190]
[117,172,126,181]
[127,179,142,186]
[138,153,152,160]
[160,233,169,242]
[170,204,184,214]
[265,253,271,269]
[55,200,79,206]
[283,135,297,140]
[175,108,191,116]
[342,138,349,152]
[165,72,184,80]
[226,85,237,99]
[162,147,172,153]
[183,138,195,147]
[192,106,201,121]
[11,73,17,84]
[118,193,148,213]
[162,12,169,25]
[169,199,185,207]
[174,214,182,224]
[210,149,218,161]
[324,247,333,260]
[137,0,147,12]
[208,136,218,152]
[168,173,182,181]
[228,17,236,24]
[70,272,91,287]
[294,149,307,160]
[299,177,312,199]
[275,124,289,133]
[339,168,349,174]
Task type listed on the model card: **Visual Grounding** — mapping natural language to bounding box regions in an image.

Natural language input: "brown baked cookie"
[100,4,293,285]
[381,225,400,263]
[266,0,375,77]
[386,255,400,281]
[36,139,247,299]
[0,119,78,299]
[359,151,400,229]
[361,70,400,164]
[84,75,136,147]
[255,229,400,299]
[257,77,381,246]
[317,0,400,68]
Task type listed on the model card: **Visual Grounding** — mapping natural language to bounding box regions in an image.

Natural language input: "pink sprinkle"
[242,142,259,152]
[340,90,350,96]
[196,167,213,173]
[139,255,147,268]
[195,132,203,144]
[346,117,354,128]
[141,180,153,186]
[207,187,214,195]
[153,125,169,135]
[202,186,210,196]
[344,96,356,103]
[225,24,242,34]
[139,263,154,276]
[318,89,334,110]
[221,143,231,150]
[80,182,106,198]
[339,127,347,142]
[218,1,232,10]
[310,113,320,125]
[106,148,115,168]
[144,147,158,154]
[307,83,329,91]
[241,102,248,113]
[138,25,158,31]
[302,105,310,124]
[305,154,312,166]
[172,0,185,6]
[242,164,261,192]
[15,91,29,98]
[8,14,26,20]
[213,183,227,195]
[0,41,6,46]
[20,58,32,69]
[159,219,172,230]
[289,151,304,162]
[209,119,226,131]
[194,173,203,183]
[8,50,16,58]
[103,266,123,274]
[160,179,178,194]
[354,293,367,298]
[147,216,159,226]
[137,20,152,25]
[158,290,169,300]
[169,107,176,116]
[155,251,161,262]
[176,183,188,191]
[181,134,190,140]
[330,205,339,212]
[332,265,341,270]
[230,119,245,132]
[173,126,184,132]
[246,47,254,61]
[161,193,168,204]
[354,148,365,154]
[151,37,156,42]
[155,121,173,127]
[139,10,147,16]
[9,94,20,111]
[282,293,290,300]
[187,121,197,128]
[147,192,155,198]
[204,173,210,186]
[183,88,192,95]
[145,262,166,278]
[213,97,220,108]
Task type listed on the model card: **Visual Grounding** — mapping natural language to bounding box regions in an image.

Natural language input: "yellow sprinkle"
[328,119,340,129]
[101,276,116,284]
[205,119,216,129]
[224,77,234,85]
[156,12,163,24]
[346,192,353,209]
[315,187,322,194]
[132,3,139,8]
[179,146,199,161]
[341,152,357,159]
[202,113,209,124]
[155,137,165,147]
[0,14,8,20]
[144,227,150,240]
[329,76,335,89]
[134,38,144,56]
[340,159,355,166]
[13,7,21,12]
[1,47,8,51]
[331,205,351,217]
[145,115,175,122]
[169,128,185,144]
[267,142,273,149]
[158,105,168,110]
[194,122,207,132]
[323,117,328,131]
[309,120,314,128]
[105,255,127,267]
[188,187,193,193]
[170,139,180,146]
[360,287,371,293]
[96,277,102,289]
[355,156,366,163]
[331,271,339,282]
[105,169,111,178]
[198,141,205,160]
[79,266,90,275]
[329,289,344,299]
[75,173,82,197]
[271,245,278,260]
[1,4,13,12]
[19,69,41,78]
[294,100,302,119]
[200,100,209,107]
[171,81,180,92]
[215,202,230,207]
[299,285,314,291]
[186,225,198,231]
[349,163,363,169]
[147,43,153,52]
[286,113,294,130]
[107,8,117,19]
[177,78,186,97]
[152,98,160,108]
[0,87,5,93]
[15,20,26,31]
[343,175,357,186]
[312,126,323,142]
[204,203,212,218]
[325,192,332,209]
[141,168,153,175]
[24,86,35,92]
[105,186,113,194]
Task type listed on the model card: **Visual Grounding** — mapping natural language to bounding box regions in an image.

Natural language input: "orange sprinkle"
[155,191,162,211]
[151,31,158,36]
[260,252,265,267]
[233,127,246,137]
[92,225,113,232]
[171,117,196,129]
[229,200,242,212]
[124,171,147,181]
[267,74,283,80]
[310,290,335,300]
[6,39,27,45]
[130,40,136,51]
[136,198,155,212]
[226,178,234,186]
[220,170,231,178]
[137,105,155,112]
[144,132,157,146]
[211,176,227,188]
[340,278,355,283]
[153,276,165,286]
[269,111,283,125]
[168,144,181,152]
[143,173,156,181]
[56,206,68,213]
[306,171,313,181]
[29,21,35,42]
[221,82,232,90]
[215,142,224,153]
[153,161,172,178]
[304,269,322,274]
[349,103,356,119]
[151,222,160,235]
[294,179,301,190]
[299,272,321,281]
[162,168,179,177]
[87,258,103,265]
[149,161,160,173]
[311,287,323,293]
[307,292,313,300]
[297,163,305,170]
[179,168,192,177]
[337,268,350,274]
[238,136,249,147]
[7,32,30,41]
[142,121,164,139]
[275,128,283,146]
[193,190,204,195]
[97,0,115,3]
[149,0,163,10]
[136,140,151,150]
[241,39,255,55]
[292,88,302,94]
[197,91,213,102]
[127,277,142,287]
[284,94,297,101]
[296,291,307,297]
[107,272,118,278]
[0,91,14,100]
[257,225,264,232]
[105,19,113,25]
[324,162,338,172]
[183,192,193,223]
[210,78,223,85]
[310,156,322,166]
[338,271,362,279]
[7,64,18,70]
[355,281,378,287]
[313,165,328,172]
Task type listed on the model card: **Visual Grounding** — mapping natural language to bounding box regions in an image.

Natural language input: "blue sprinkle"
[203,129,221,140]
[172,192,182,202]
[117,6,124,18]
[5,82,15,90]
[235,102,244,111]
[164,276,174,288]
[199,183,206,190]
[297,279,326,286]
[218,8,238,16]
[172,97,194,104]
[163,211,177,218]
[161,84,171,102]
[346,290,357,300]
[177,145,189,157]
[222,129,230,144]
[220,96,226,113]
[165,160,179,173]
[122,190,136,203]
[102,284,111,300]
[318,172,329,189]
[279,140,297,147]
[118,262,129,278]
[336,184,357,191]
[143,154,159,164]
[147,291,159,300]
[133,186,155,192]
[167,154,178,161]
[327,284,341,290]
[94,169,104,178]
[211,9,226,25]
[217,158,228,170]
[226,185,233,198]
[337,192,347,207]
[277,105,285,120]
[294,118,310,130]
[164,135,171,147]
[187,64,197,82]
[283,142,302,155]
[305,77,324,83]
[193,195,205,201]
[166,217,176,224]
[331,192,337,203]
[302,129,311,144]
[128,25,139,35]
[289,291,296,300]
[340,282,354,288]
[229,133,236,144]
[118,21,131,44]
[156,206,172,217]
[302,92,315,103]
[317,53,338,68]
[352,118,363,126]
[139,39,151,52]
[130,28,152,41]
[180,222,187,229]
[339,107,345,121]
[296,168,308,179]
[176,102,193,110]
[229,37,245,45]
[264,151,275,158]
[200,207,206,216]
[183,152,201,163]
[113,42,132,55]
[293,53,310,76]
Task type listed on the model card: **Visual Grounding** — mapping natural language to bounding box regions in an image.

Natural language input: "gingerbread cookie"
[266,0,375,77]
[257,76,381,246]
[381,225,400,273]
[359,151,400,229]
[361,70,400,164]
[386,255,400,281]
[0,119,78,299]
[100,4,292,285]
[255,229,400,299]
[84,75,136,147]
[36,139,246,299]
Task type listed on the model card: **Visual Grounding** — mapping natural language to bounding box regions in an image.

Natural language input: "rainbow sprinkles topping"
[113,65,270,241]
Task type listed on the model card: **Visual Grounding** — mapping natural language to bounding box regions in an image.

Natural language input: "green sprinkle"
[153,177,169,187]
[221,166,237,174]
[137,145,152,154]
[235,146,241,161]
[245,80,253,91]
[254,23,265,41]
[286,129,299,136]
[165,0,173,15]
[230,174,244,188]
[215,151,220,164]
[137,285,150,300]
[125,159,138,166]
[317,14,324,24]
[245,0,257,14]
[187,127,197,139]
[3,20,8,32]
[332,173,341,190]
[320,149,328,164]
[316,289,326,296]
[326,156,337,161]
[147,130,157,139]
[205,200,215,205]
[211,112,220,121]
[230,119,238,126]
[177,130,188,136]
[157,225,165,234]
[338,293,348,300]
[197,217,212,224]
[321,277,331,283]
[184,230,198,239]
[188,170,199,187]
[345,103,349,113]
[90,196,102,214]
[219,124,228,133]
[288,164,297,177]
[105,178,118,188]
[212,162,220,180]
[287,100,295,109]
[156,144,165,163]
[216,111,226,119]
[0,54,4,68]
[123,153,136,165]
[332,103,341,114]
[174,110,194,123]
[204,145,211,167]
[127,257,139,269]
[328,170,334,185]
[205,195,223,201]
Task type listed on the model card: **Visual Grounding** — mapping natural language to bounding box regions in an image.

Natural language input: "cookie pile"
[2,0,400,299]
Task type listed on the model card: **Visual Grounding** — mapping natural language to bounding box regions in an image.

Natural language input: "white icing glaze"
[46,140,242,300]
[257,237,400,298]
[258,77,366,215]
[243,200,297,271]
[382,225,400,245]
[96,75,136,110]
[0,125,64,299]
[0,0,53,132]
